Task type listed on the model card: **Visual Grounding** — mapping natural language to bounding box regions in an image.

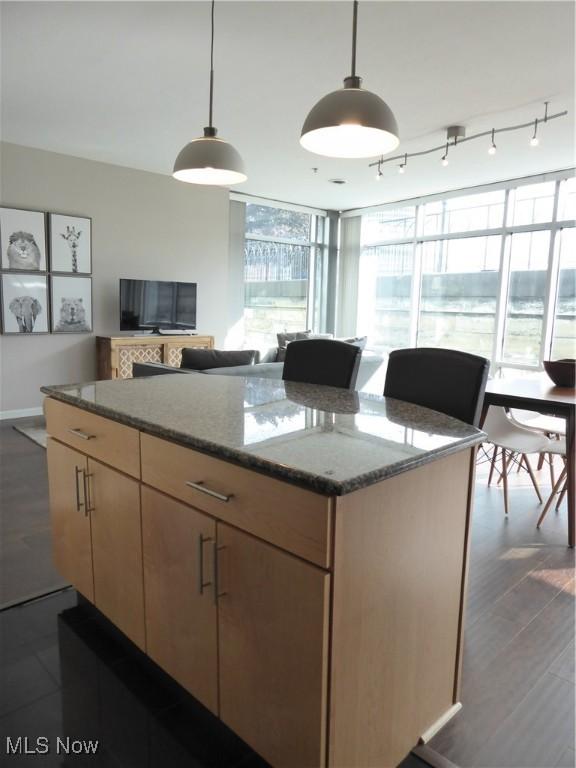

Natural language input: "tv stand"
[96,334,214,380]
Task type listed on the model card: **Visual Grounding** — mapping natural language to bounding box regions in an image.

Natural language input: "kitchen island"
[42,374,484,768]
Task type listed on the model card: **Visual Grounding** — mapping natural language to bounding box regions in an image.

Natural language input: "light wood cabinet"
[46,438,94,601]
[46,432,145,649]
[217,522,330,768]
[88,458,145,650]
[96,335,214,380]
[46,397,475,768]
[141,487,218,713]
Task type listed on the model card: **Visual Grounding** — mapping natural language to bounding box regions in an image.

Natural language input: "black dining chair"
[282,339,362,390]
[383,347,490,426]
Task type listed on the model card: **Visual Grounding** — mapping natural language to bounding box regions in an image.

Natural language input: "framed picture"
[1,273,49,334]
[50,275,92,333]
[49,214,92,274]
[0,207,47,272]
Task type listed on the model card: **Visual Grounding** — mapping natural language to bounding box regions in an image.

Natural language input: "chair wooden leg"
[537,452,545,470]
[537,466,568,528]
[488,445,498,486]
[549,453,556,487]
[502,449,509,516]
[497,451,515,485]
[556,481,568,511]
[524,455,543,504]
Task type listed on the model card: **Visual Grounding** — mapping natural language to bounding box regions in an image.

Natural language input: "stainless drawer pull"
[68,428,95,441]
[185,481,233,503]
[198,534,214,595]
[74,466,85,512]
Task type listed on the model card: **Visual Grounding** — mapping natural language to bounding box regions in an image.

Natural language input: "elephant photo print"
[1,274,49,334]
[0,207,47,271]
[49,214,92,274]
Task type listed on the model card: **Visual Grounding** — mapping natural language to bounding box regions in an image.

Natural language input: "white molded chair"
[482,406,567,518]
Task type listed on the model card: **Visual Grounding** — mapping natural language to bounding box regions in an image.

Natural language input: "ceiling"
[2,1,574,211]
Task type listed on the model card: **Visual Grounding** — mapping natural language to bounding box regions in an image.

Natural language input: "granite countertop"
[41,375,485,495]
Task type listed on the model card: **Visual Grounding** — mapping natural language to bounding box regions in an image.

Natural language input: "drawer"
[44,398,140,479]
[141,433,332,569]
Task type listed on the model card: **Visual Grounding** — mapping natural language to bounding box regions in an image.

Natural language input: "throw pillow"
[337,335,368,350]
[180,348,259,370]
[276,330,312,362]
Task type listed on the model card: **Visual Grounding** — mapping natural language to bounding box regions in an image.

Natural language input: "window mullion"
[409,206,422,347]
[540,181,562,363]
[491,189,511,373]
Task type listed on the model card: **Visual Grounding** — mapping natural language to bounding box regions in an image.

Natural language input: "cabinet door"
[87,458,145,649]
[141,487,218,714]
[47,438,93,601]
[218,524,330,768]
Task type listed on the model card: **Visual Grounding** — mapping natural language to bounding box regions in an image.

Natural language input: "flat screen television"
[120,279,197,331]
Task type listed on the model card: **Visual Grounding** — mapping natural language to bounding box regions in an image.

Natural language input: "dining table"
[482,376,576,547]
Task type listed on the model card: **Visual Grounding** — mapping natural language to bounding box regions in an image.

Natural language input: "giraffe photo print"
[49,214,92,274]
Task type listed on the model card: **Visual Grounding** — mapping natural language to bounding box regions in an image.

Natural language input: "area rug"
[13,424,48,448]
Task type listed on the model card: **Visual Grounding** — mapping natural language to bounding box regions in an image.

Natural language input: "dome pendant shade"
[300,77,399,159]
[173,127,247,186]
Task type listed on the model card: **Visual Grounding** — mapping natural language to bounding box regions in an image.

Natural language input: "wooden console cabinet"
[45,396,475,768]
[96,334,214,379]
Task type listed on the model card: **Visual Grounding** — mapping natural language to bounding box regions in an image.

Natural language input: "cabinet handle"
[185,481,233,503]
[198,534,213,595]
[74,466,85,512]
[68,428,95,441]
[213,543,227,604]
[83,472,94,516]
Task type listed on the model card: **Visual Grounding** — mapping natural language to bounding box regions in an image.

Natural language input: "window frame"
[354,170,575,374]
[242,202,329,347]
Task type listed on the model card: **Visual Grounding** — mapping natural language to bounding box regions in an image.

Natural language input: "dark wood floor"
[0,422,574,767]
[0,418,68,608]
[431,461,575,768]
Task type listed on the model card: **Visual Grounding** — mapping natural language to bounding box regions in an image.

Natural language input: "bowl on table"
[543,359,576,388]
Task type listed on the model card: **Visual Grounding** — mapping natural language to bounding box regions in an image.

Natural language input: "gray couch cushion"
[181,348,259,370]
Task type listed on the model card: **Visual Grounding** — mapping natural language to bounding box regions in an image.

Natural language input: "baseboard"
[419,703,462,744]
[0,406,44,420]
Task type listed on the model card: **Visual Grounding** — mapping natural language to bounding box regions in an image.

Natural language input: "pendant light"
[300,0,399,159]
[173,0,246,186]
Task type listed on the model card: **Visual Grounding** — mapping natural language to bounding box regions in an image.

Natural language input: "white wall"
[0,143,231,415]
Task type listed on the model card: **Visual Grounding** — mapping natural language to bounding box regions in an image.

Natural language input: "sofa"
[132,343,385,392]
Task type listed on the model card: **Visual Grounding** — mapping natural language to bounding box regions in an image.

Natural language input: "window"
[243,204,325,350]
[552,227,576,358]
[507,182,556,226]
[502,231,550,365]
[357,243,413,351]
[417,236,500,358]
[420,191,505,236]
[356,174,575,371]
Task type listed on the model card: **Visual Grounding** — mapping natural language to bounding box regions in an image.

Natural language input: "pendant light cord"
[351,0,358,78]
[208,0,215,129]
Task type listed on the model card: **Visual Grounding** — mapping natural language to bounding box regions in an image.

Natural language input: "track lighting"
[488,128,497,155]
[367,103,566,179]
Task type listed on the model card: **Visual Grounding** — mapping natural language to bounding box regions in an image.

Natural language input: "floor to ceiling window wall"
[355,172,575,373]
[243,203,328,350]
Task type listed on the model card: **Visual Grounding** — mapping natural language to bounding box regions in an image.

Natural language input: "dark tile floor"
[0,418,68,608]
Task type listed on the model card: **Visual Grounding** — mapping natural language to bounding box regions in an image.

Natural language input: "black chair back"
[282,339,362,390]
[383,347,489,426]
